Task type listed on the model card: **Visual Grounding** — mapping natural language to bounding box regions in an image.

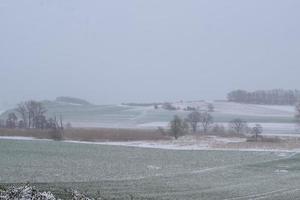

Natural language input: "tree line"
[168,111,263,141]
[0,100,64,139]
[227,89,300,105]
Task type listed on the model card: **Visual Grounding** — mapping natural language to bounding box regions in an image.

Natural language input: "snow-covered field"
[136,102,297,135]
[2,134,300,153]
[1,138,300,200]
[1,102,299,199]
[173,101,295,117]
[63,136,246,151]
[1,101,297,135]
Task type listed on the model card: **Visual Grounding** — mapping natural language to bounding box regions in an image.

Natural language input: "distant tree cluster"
[183,106,197,111]
[168,112,263,141]
[186,111,214,133]
[0,101,64,139]
[229,118,263,140]
[169,111,214,139]
[228,89,300,105]
[162,102,177,111]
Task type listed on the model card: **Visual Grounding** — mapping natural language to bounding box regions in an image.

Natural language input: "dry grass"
[246,136,282,143]
[205,131,247,138]
[63,128,170,141]
[0,128,170,142]
[0,128,57,139]
[190,130,247,138]
[218,135,300,150]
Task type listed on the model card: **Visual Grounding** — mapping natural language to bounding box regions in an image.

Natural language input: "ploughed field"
[1,139,300,199]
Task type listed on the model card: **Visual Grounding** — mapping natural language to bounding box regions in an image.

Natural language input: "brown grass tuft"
[0,128,170,142]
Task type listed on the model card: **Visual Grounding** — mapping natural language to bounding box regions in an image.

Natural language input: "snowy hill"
[0,100,297,135]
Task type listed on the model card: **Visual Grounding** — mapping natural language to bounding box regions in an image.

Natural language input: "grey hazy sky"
[0,0,300,105]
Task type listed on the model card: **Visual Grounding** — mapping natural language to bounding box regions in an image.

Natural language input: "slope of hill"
[55,96,92,106]
[0,100,297,134]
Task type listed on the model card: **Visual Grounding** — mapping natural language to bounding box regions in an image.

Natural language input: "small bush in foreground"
[0,184,96,200]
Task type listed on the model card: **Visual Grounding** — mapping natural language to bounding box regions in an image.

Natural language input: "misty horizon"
[1,0,300,106]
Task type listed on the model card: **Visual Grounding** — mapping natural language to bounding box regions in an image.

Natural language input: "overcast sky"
[0,0,299,106]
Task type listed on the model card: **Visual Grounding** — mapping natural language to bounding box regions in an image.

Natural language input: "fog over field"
[0,0,300,106]
[1,1,300,199]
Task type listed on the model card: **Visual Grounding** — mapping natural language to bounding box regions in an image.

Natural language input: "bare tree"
[252,124,263,141]
[46,116,63,140]
[34,115,47,129]
[30,101,47,129]
[186,111,201,133]
[169,115,189,139]
[229,118,248,135]
[18,120,26,129]
[6,100,64,140]
[6,112,18,129]
[16,103,28,128]
[199,112,213,133]
[17,101,47,129]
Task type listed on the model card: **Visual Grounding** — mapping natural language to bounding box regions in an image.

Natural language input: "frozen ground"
[1,135,300,153]
[1,139,300,199]
[64,136,246,151]
[173,101,295,117]
[213,102,294,117]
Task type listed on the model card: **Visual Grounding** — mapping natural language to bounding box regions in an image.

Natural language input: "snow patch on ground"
[172,101,295,117]
[212,102,294,117]
[1,135,300,153]
[0,136,37,141]
[275,169,289,173]
[147,165,161,170]
[62,137,299,153]
[138,122,168,128]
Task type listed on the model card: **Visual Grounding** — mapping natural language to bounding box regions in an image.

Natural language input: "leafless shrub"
[169,115,189,139]
[208,124,246,138]
[199,112,213,133]
[251,124,263,141]
[186,111,201,133]
[229,119,248,135]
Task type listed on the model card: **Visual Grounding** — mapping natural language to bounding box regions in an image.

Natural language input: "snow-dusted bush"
[0,185,57,200]
[0,185,102,200]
